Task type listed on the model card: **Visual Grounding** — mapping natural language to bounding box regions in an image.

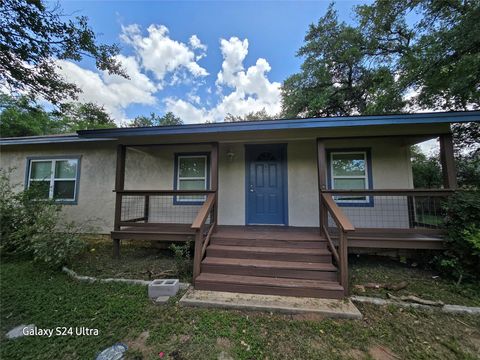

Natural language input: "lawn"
[1,258,480,360]
[350,255,480,307]
[70,238,191,282]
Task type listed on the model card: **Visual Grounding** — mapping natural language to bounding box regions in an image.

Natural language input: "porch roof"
[77,110,480,138]
[1,110,478,146]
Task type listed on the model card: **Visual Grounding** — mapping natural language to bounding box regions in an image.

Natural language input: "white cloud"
[56,55,157,121]
[121,24,208,83]
[166,36,281,123]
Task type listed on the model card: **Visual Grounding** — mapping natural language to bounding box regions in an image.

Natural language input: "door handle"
[249,184,255,192]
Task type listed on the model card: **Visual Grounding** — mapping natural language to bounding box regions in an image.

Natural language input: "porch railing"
[191,193,217,283]
[114,190,216,228]
[320,193,355,295]
[322,189,454,232]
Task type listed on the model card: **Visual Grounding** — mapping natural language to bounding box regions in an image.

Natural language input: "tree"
[224,108,277,122]
[282,1,480,117]
[0,0,125,104]
[410,145,442,188]
[0,94,61,137]
[129,112,183,127]
[0,96,116,137]
[53,102,116,132]
[282,4,405,118]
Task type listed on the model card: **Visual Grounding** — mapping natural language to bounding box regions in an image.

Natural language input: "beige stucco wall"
[0,135,415,232]
[0,143,117,233]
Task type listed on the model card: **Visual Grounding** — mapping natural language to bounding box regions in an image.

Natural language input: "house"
[1,111,479,299]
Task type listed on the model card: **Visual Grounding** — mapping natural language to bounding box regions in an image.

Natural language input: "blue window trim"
[244,143,289,226]
[173,152,210,205]
[326,148,374,207]
[24,155,82,205]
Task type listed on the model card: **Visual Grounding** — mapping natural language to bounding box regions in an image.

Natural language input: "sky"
[54,0,373,124]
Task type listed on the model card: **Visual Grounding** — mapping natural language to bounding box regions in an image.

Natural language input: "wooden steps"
[195,225,344,299]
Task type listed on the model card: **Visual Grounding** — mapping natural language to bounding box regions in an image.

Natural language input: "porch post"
[316,139,328,229]
[113,144,126,258]
[210,142,219,224]
[439,133,457,189]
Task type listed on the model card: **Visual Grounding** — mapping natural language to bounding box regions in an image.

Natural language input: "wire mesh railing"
[116,190,215,227]
[323,189,453,231]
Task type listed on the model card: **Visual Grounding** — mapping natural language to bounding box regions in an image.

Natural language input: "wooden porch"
[111,133,457,299]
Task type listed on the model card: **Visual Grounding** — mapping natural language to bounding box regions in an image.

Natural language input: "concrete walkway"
[179,288,362,319]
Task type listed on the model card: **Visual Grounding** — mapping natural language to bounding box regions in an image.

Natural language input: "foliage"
[52,102,116,131]
[0,95,117,137]
[224,108,277,122]
[169,241,192,279]
[410,145,442,188]
[0,94,61,137]
[282,0,480,117]
[129,112,183,127]
[438,191,480,281]
[0,0,125,104]
[0,170,86,267]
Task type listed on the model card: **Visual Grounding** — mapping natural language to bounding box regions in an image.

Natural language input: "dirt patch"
[368,345,399,360]
[179,334,191,343]
[468,333,480,353]
[216,337,233,351]
[127,331,151,356]
[341,349,367,359]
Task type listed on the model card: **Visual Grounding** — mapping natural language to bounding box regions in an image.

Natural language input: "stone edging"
[62,267,190,290]
[351,295,480,315]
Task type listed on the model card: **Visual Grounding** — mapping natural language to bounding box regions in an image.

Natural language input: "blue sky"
[56,1,371,123]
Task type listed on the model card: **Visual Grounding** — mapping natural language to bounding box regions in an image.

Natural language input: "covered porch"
[110,130,457,298]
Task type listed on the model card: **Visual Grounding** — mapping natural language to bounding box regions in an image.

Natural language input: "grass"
[350,255,480,307]
[70,238,192,282]
[1,257,480,359]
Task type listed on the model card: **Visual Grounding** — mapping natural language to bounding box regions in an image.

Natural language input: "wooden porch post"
[113,144,126,258]
[210,142,219,224]
[316,139,328,230]
[439,133,457,189]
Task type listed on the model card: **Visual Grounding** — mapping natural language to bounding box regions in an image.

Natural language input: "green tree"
[0,0,125,104]
[129,112,183,127]
[54,102,116,131]
[224,108,277,122]
[0,94,61,137]
[410,145,442,188]
[282,1,480,117]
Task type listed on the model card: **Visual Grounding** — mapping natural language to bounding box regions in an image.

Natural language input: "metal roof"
[1,110,479,146]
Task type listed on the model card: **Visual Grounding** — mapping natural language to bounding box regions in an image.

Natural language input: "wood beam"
[210,142,219,225]
[439,133,457,189]
[113,144,126,258]
[317,139,328,230]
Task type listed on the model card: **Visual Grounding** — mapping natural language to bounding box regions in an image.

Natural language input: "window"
[328,150,372,206]
[26,157,80,203]
[174,153,209,204]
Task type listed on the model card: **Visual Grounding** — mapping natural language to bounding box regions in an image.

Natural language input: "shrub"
[0,170,87,268]
[169,241,192,280]
[437,190,480,282]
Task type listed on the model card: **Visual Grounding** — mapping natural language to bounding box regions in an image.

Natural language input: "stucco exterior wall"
[1,136,414,232]
[1,143,117,233]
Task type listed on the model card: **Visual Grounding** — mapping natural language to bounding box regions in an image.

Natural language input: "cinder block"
[148,279,179,299]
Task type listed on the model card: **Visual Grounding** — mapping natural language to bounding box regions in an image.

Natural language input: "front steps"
[195,226,345,299]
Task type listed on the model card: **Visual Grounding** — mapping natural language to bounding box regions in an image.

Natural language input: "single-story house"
[1,111,479,299]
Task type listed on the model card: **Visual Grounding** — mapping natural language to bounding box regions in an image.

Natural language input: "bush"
[437,190,480,282]
[0,170,87,268]
[169,241,192,280]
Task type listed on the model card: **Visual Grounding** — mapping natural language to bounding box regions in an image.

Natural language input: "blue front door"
[246,144,287,225]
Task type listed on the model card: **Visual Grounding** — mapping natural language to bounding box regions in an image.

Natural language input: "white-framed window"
[27,158,80,203]
[175,154,209,204]
[329,151,370,204]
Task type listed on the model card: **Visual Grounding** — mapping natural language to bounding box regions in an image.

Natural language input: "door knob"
[249,184,255,192]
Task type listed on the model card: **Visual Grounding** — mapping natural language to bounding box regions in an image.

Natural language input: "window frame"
[326,148,374,207]
[25,156,81,205]
[173,152,210,205]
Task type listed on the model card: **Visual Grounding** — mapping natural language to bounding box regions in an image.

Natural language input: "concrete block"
[148,279,179,299]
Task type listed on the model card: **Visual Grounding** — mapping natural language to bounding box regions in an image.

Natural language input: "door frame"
[244,143,289,226]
